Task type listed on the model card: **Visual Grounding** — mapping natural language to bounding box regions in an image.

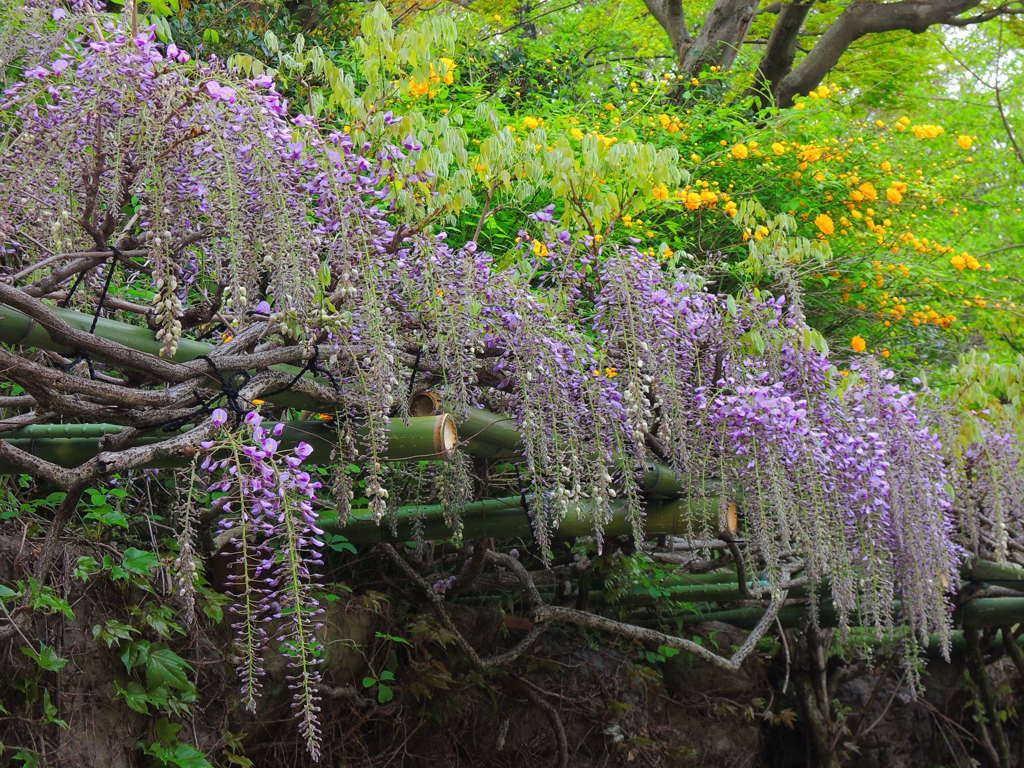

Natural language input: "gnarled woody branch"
[772,0,985,106]
[379,543,545,670]
[0,281,192,383]
[642,0,1018,107]
[0,370,335,489]
[484,551,792,674]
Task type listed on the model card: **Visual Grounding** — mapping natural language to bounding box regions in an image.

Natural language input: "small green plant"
[362,667,397,704]
[112,640,197,717]
[642,644,681,665]
[137,718,214,768]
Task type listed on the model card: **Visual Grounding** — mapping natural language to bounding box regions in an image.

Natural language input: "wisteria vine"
[2,4,1024,759]
[203,409,325,759]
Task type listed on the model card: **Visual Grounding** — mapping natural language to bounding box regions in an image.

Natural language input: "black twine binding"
[159,355,251,432]
[513,466,533,529]
[158,343,341,433]
[406,347,422,396]
[262,346,341,400]
[60,248,119,380]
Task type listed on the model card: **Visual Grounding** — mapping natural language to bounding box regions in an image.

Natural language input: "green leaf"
[83,506,129,528]
[21,643,68,672]
[116,680,150,713]
[377,684,394,704]
[0,584,17,600]
[145,647,194,692]
[93,619,139,648]
[154,717,182,744]
[361,676,376,689]
[165,744,214,768]
[73,556,101,582]
[122,548,160,576]
[41,689,68,729]
[374,631,410,645]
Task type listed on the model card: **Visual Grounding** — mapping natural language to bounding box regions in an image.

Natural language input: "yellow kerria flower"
[857,182,878,201]
[957,135,973,149]
[814,213,835,236]
[886,187,903,204]
[408,78,429,97]
[730,143,749,159]
[651,183,669,201]
[522,116,541,130]
[850,335,867,353]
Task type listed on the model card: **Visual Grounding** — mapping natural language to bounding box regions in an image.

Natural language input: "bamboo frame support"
[0,415,457,471]
[320,494,737,546]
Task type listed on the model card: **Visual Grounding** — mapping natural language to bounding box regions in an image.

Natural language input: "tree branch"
[488,550,791,674]
[775,0,983,106]
[642,0,693,62]
[751,1,814,105]
[678,0,760,75]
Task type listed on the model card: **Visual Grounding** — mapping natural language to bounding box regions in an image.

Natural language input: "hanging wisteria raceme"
[948,417,1024,563]
[0,0,103,75]
[203,409,325,761]
[2,6,1020,755]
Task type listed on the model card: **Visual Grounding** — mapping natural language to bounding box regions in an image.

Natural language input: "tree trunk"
[774,0,982,106]
[678,0,760,76]
[641,0,693,63]
[750,2,814,107]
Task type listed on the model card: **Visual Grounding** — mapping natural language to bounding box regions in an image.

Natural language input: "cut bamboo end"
[434,413,458,460]
[410,389,443,416]
[719,499,739,537]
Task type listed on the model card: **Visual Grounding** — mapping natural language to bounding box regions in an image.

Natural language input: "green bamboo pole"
[968,559,1024,583]
[0,304,211,363]
[661,596,1024,632]
[0,415,457,471]
[1,305,711,500]
[959,598,1024,630]
[412,390,698,499]
[321,494,735,546]
[0,304,314,409]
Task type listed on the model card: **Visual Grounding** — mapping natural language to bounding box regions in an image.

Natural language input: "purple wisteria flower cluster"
[202,409,325,760]
[948,417,1024,564]
[5,5,1023,748]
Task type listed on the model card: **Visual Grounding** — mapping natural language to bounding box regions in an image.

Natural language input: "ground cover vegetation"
[1,0,1024,766]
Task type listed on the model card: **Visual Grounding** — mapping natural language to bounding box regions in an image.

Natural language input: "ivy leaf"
[116,681,150,713]
[21,643,68,672]
[164,744,214,768]
[145,647,193,692]
[121,548,160,577]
